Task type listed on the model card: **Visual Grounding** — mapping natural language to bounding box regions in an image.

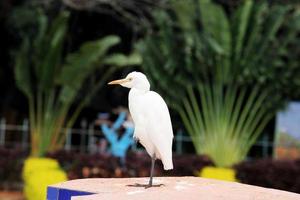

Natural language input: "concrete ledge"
[47,177,300,200]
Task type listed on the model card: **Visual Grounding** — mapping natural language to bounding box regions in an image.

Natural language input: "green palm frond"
[137,0,298,167]
[14,10,141,157]
[57,36,120,104]
[179,84,272,167]
[15,38,32,99]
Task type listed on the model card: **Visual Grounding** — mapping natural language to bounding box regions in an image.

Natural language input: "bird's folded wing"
[142,92,173,167]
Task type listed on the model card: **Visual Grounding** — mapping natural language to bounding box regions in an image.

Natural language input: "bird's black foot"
[145,183,152,189]
[145,183,164,189]
[127,183,148,187]
[126,183,164,189]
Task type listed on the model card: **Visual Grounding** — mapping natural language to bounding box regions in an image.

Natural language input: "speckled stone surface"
[48,177,300,200]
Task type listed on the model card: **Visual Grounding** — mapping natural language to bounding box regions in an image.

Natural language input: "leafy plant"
[14,9,140,157]
[47,150,213,179]
[178,85,273,167]
[137,0,300,167]
[235,158,300,193]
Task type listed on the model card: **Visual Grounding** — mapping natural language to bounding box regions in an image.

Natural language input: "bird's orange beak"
[108,78,130,85]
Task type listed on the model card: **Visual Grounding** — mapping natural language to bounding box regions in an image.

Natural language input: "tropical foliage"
[14,9,140,157]
[137,0,300,167]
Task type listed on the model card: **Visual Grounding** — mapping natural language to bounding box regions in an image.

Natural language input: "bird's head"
[108,71,150,91]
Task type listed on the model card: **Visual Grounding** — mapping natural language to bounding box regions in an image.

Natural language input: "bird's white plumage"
[129,89,173,170]
[116,71,173,170]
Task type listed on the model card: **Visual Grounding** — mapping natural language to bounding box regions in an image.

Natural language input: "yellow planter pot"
[22,157,67,200]
[199,166,237,182]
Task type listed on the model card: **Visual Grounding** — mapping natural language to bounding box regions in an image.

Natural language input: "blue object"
[101,112,134,160]
[47,186,94,200]
[112,111,126,130]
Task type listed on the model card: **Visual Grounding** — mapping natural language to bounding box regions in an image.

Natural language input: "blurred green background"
[0,0,299,199]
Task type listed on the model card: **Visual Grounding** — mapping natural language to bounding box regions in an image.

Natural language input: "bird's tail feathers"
[162,157,173,170]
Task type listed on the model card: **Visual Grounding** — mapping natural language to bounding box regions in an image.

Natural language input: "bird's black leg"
[147,155,156,188]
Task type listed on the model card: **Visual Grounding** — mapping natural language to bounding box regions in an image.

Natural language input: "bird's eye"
[128,78,133,81]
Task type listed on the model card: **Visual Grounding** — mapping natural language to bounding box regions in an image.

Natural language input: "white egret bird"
[108,71,173,187]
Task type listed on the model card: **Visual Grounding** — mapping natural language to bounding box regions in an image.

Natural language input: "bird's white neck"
[128,88,148,121]
[135,84,150,91]
[129,88,149,96]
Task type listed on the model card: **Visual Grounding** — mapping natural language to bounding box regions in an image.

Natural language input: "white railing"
[0,118,273,157]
